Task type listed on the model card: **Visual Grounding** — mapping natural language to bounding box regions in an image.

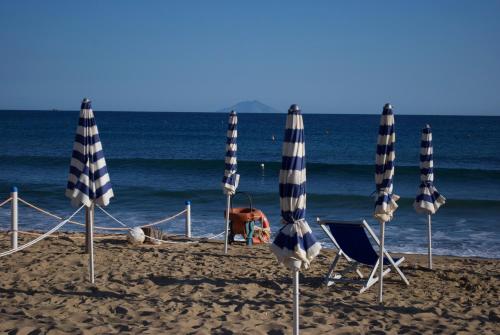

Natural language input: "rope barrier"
[0,205,84,258]
[7,196,224,245]
[137,209,187,229]
[18,197,127,231]
[18,197,187,232]
[17,197,86,227]
[199,231,226,240]
[95,205,129,228]
[96,205,223,244]
[138,230,225,244]
[139,209,187,228]
[4,229,225,244]
[0,197,12,208]
[96,205,187,229]
[96,205,190,244]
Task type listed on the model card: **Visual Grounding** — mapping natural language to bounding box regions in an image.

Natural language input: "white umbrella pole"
[86,204,95,283]
[85,208,90,254]
[428,214,432,270]
[293,268,299,335]
[224,194,230,254]
[378,221,385,304]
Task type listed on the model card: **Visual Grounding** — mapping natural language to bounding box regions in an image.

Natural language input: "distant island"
[216,100,281,114]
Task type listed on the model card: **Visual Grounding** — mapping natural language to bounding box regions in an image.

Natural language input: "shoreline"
[1,232,499,334]
[4,230,500,261]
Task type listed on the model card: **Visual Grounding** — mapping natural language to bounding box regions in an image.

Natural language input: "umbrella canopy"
[374,103,399,223]
[66,98,114,207]
[414,124,446,214]
[270,104,321,270]
[221,111,239,195]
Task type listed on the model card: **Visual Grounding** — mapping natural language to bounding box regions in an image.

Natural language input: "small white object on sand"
[128,227,145,244]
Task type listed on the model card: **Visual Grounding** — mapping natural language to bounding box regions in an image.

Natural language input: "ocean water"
[0,111,499,258]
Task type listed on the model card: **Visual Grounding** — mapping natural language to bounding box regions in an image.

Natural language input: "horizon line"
[0,108,499,117]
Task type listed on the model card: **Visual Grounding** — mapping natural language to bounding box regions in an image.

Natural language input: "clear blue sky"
[1,1,499,115]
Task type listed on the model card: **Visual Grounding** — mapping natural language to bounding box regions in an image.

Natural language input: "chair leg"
[325,252,362,287]
[360,259,393,294]
[325,253,341,285]
[340,262,359,277]
[327,260,362,288]
[364,220,410,286]
[360,259,379,293]
[385,254,410,285]
[356,268,364,279]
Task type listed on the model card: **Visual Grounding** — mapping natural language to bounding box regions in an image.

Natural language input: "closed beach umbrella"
[270,104,321,335]
[413,124,446,269]
[222,110,239,254]
[66,98,113,283]
[374,103,399,304]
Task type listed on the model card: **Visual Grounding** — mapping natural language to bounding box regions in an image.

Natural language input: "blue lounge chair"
[316,219,409,293]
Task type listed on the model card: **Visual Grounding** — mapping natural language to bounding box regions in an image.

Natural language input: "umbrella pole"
[428,214,432,270]
[224,194,230,254]
[86,203,95,283]
[378,221,385,304]
[293,268,299,335]
[85,207,90,254]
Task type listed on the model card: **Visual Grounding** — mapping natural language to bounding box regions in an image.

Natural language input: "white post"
[428,214,432,270]
[293,268,300,335]
[185,201,191,238]
[378,221,385,304]
[224,194,231,254]
[86,204,95,284]
[11,186,18,249]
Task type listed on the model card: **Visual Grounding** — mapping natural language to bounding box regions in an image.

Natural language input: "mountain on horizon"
[216,100,280,114]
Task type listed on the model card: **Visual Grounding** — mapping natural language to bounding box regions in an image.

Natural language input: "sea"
[0,111,499,258]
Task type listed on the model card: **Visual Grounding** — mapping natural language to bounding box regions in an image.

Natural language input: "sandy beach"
[0,233,498,334]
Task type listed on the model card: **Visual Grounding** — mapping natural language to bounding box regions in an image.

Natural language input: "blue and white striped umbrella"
[66,98,114,207]
[221,110,239,195]
[270,104,321,270]
[414,124,446,214]
[374,103,399,223]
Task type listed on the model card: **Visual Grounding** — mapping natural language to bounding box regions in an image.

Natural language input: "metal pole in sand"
[11,186,18,249]
[428,214,432,270]
[86,203,95,283]
[293,267,300,335]
[85,207,90,254]
[378,221,385,304]
[224,194,230,254]
[185,201,192,238]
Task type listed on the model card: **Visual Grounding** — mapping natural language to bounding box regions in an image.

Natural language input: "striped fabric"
[413,124,446,214]
[66,98,114,207]
[222,110,239,195]
[270,104,321,270]
[374,103,400,223]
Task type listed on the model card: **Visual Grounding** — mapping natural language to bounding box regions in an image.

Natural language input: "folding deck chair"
[316,219,410,293]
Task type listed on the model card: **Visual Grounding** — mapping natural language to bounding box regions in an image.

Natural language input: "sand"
[0,232,498,334]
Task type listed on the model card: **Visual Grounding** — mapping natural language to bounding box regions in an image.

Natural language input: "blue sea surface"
[0,110,499,258]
